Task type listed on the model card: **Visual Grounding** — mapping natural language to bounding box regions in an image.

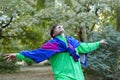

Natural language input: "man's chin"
[61,30,65,33]
[57,32,64,36]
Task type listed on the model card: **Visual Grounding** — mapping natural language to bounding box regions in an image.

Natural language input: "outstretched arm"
[4,44,58,63]
[5,53,33,62]
[76,39,107,53]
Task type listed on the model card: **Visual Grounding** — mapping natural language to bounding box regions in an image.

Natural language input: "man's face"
[53,25,65,37]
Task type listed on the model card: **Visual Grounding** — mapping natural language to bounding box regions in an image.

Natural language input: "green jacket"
[16,35,100,80]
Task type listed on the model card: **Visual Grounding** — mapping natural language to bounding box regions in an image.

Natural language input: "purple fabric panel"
[41,42,59,51]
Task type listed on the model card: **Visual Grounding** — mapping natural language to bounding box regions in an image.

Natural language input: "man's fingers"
[103,40,108,44]
[4,55,12,62]
[6,56,13,62]
[104,41,108,44]
[100,39,108,44]
[4,56,9,60]
[3,54,16,62]
[4,55,11,59]
[6,57,10,62]
[7,58,12,62]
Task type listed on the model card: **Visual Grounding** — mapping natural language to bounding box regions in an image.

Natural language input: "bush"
[0,54,20,74]
[84,26,120,80]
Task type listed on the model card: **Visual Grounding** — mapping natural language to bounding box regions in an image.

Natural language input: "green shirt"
[16,35,100,80]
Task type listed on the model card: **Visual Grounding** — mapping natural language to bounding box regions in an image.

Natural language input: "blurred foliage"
[84,26,120,80]
[0,0,119,79]
[0,54,19,74]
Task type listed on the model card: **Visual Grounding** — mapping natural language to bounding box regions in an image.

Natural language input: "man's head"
[50,24,65,38]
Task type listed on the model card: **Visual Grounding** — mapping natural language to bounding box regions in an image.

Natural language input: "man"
[5,24,107,80]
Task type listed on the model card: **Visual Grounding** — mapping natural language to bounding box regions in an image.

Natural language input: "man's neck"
[55,33,65,38]
[61,33,65,38]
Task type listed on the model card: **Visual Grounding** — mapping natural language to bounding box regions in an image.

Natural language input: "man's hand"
[4,54,16,62]
[100,39,108,44]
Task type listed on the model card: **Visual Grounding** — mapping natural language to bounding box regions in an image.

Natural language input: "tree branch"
[2,16,13,28]
[90,24,95,32]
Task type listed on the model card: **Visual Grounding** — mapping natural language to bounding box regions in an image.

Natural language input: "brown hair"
[50,24,59,38]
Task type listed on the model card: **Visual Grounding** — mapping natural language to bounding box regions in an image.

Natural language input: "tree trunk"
[117,6,120,32]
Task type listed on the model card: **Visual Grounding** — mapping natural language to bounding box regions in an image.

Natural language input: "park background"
[0,0,120,80]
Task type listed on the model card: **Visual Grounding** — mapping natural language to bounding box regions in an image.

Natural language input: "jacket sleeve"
[76,41,100,54]
[16,53,34,62]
